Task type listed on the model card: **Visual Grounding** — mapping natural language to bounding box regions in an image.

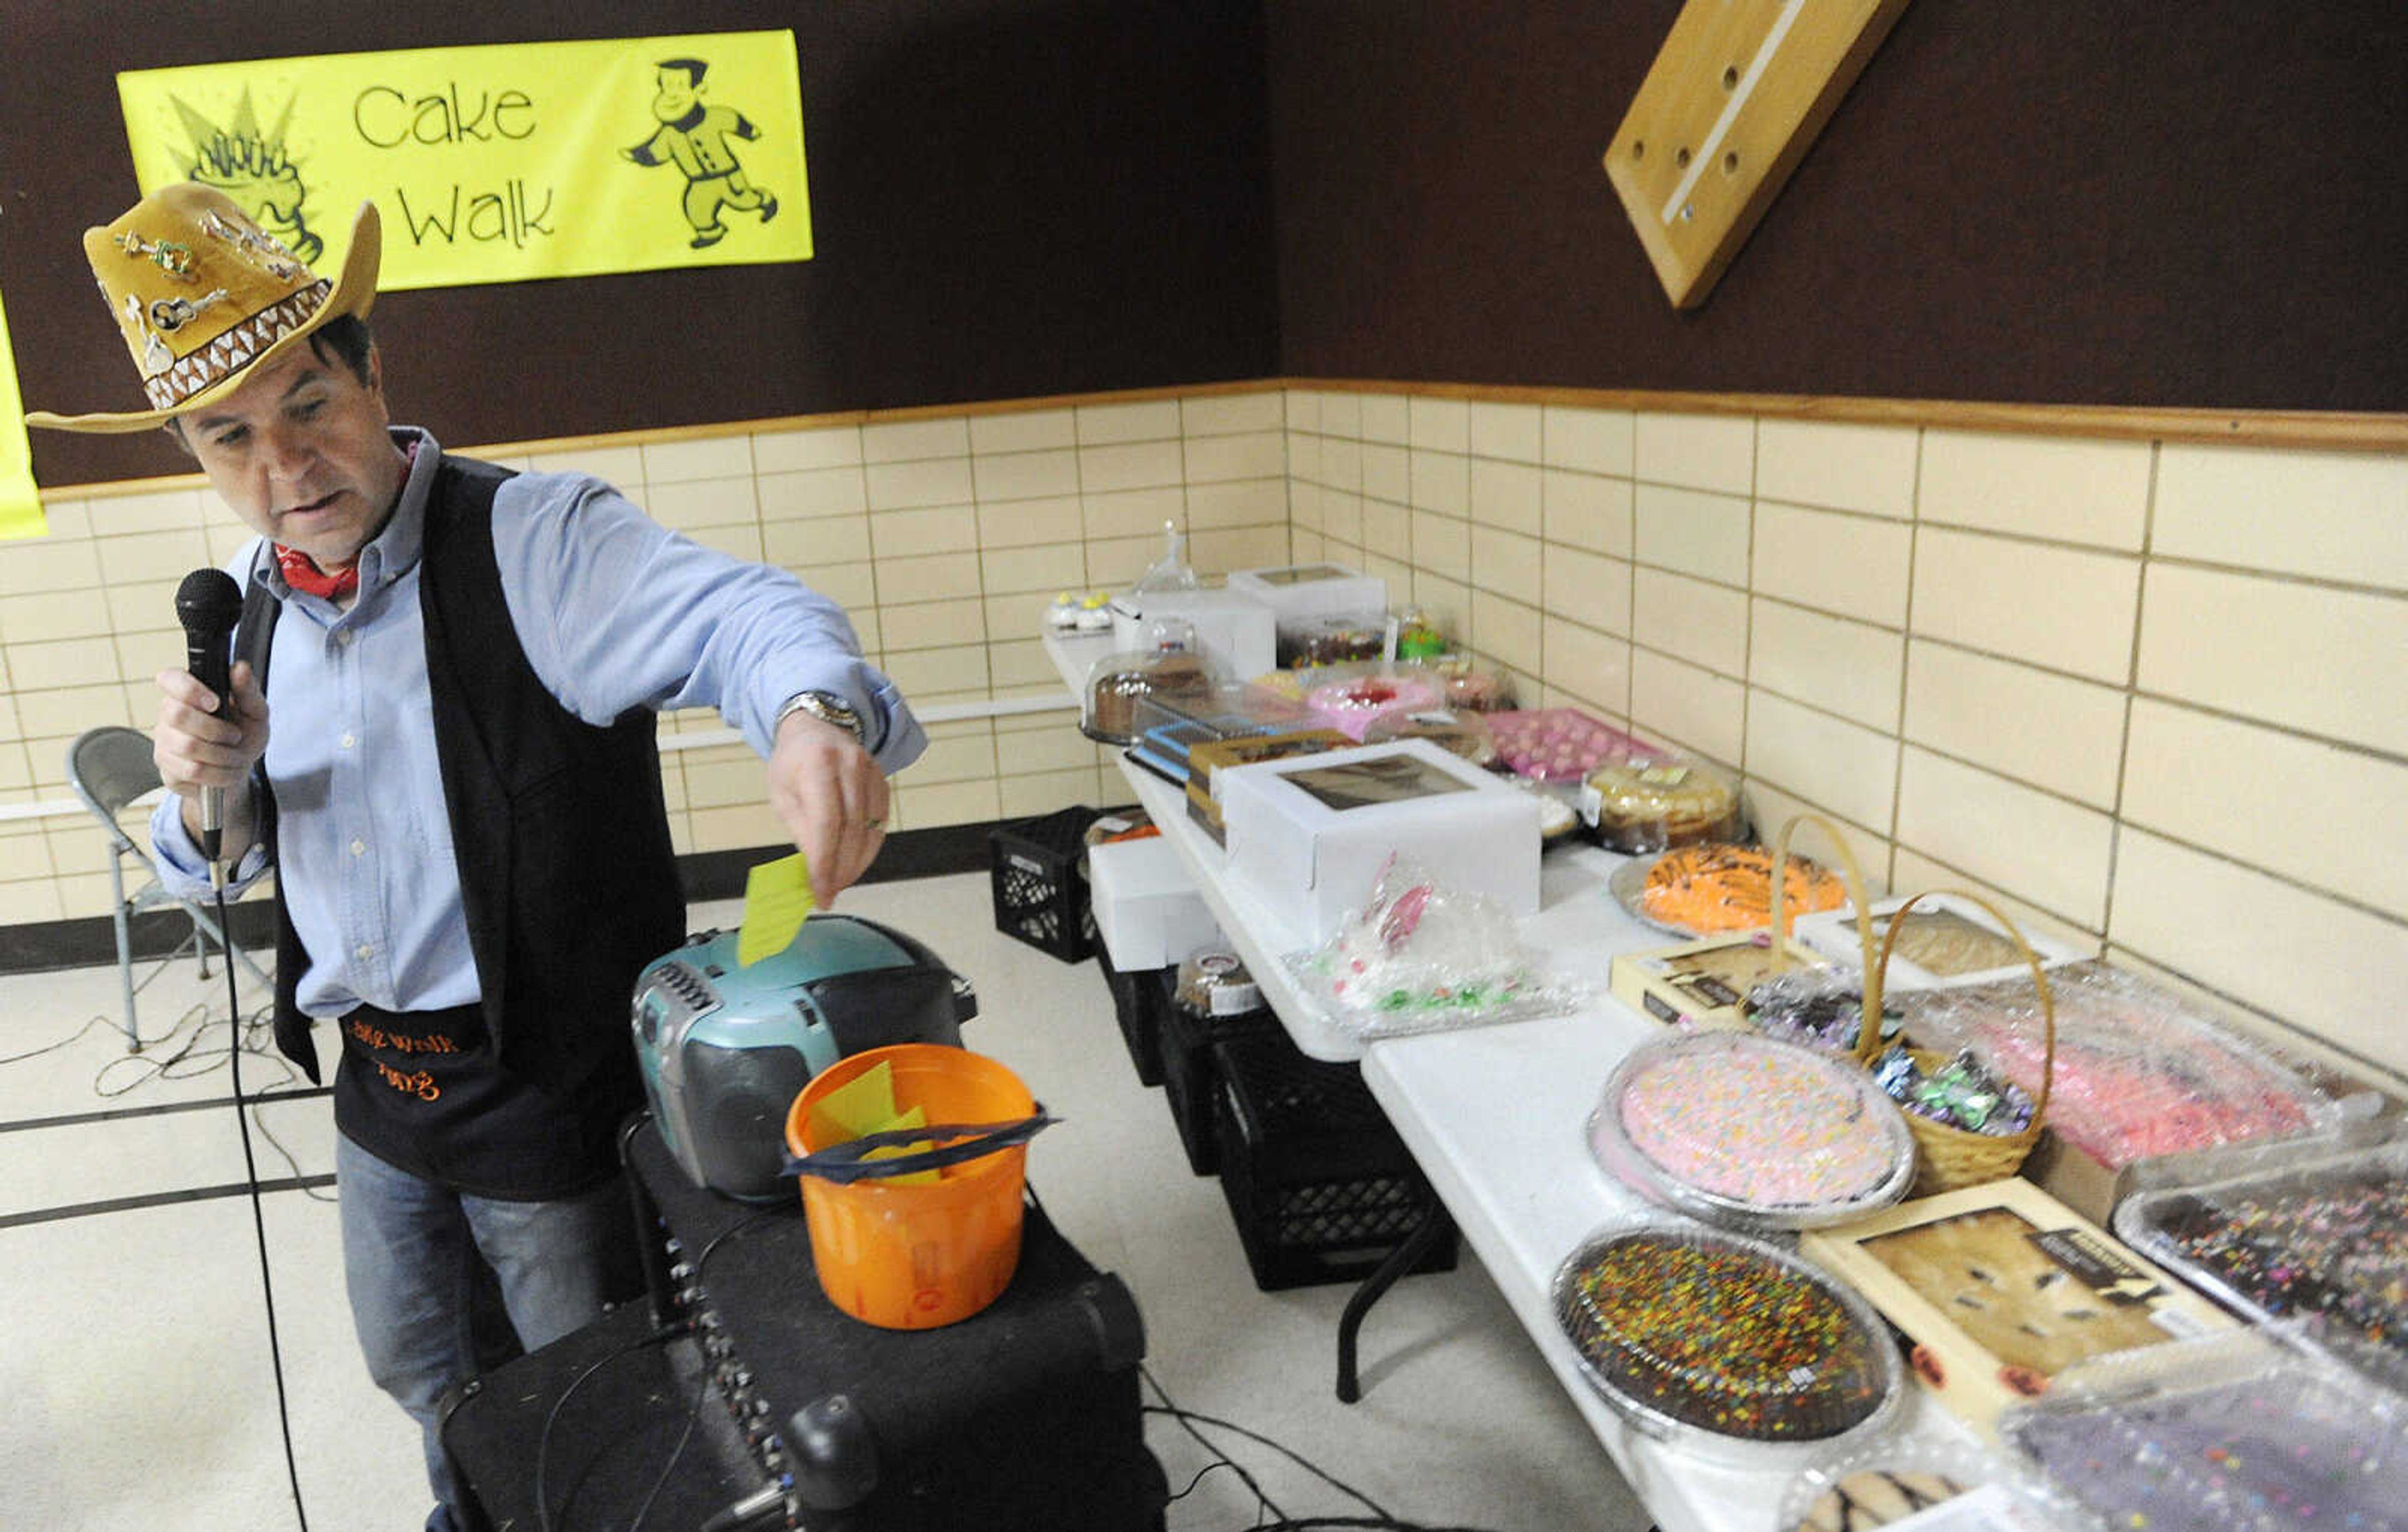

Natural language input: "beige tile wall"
[0,386,1292,926]
[1290,389,2408,1089]
[10,379,2404,1096]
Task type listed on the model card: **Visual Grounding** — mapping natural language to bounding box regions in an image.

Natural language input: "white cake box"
[1792,892,2089,991]
[1217,738,1541,950]
[1088,834,1219,972]
[1225,562,1388,626]
[1109,587,1277,680]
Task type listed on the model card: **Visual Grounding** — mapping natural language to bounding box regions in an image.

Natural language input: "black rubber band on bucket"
[781,1111,1057,1185]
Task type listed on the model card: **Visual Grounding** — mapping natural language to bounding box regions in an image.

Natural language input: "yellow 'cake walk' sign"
[117,31,811,293]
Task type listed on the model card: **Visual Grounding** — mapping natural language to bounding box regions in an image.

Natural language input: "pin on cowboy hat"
[26,181,379,434]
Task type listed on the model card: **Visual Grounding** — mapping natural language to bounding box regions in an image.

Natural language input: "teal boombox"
[631,914,976,1201]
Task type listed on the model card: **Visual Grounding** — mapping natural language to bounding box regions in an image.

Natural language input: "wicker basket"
[1874,889,2056,1193]
[1766,815,2057,1195]
[1765,812,1886,1070]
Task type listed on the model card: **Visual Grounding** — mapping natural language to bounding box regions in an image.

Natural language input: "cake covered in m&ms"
[1553,1225,1899,1450]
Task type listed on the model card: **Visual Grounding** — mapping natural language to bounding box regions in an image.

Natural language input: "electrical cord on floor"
[1144,1364,1286,1523]
[213,880,310,1532]
[0,976,336,1202]
[1141,1364,1510,1532]
[88,998,338,1202]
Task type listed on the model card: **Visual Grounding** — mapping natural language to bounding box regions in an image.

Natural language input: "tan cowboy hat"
[26,182,379,434]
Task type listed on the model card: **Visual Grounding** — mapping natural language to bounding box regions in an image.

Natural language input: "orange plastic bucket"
[784,1043,1040,1329]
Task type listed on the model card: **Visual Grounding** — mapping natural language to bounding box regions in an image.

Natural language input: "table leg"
[1334,1205,1457,1403]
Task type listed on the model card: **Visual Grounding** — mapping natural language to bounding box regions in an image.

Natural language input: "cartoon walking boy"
[621,57,779,248]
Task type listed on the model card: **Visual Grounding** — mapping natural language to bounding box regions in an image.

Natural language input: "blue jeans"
[337,1134,638,1532]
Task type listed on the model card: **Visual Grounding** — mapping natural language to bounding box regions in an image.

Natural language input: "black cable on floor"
[215,880,309,1531]
[1143,1364,1284,1524]
[1139,1364,1511,1532]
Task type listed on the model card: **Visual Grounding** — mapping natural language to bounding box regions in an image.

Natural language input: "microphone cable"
[213,875,310,1531]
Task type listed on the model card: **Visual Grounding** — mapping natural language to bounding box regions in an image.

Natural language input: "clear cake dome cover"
[1081,616,1227,744]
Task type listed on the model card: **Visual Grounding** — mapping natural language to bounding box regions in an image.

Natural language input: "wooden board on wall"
[1262,0,2408,414]
[0,0,1279,489]
[1605,0,1913,309]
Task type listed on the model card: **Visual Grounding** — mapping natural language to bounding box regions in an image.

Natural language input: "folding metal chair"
[64,725,273,1050]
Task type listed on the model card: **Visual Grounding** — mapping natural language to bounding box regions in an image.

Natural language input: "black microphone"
[175,568,246,867]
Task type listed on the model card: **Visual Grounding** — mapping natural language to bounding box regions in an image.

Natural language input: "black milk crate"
[1208,1030,1458,1292]
[1096,947,1175,1087]
[1156,995,1281,1176]
[988,806,1099,962]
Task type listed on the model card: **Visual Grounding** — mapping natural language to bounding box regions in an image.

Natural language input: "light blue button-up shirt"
[154,428,924,1017]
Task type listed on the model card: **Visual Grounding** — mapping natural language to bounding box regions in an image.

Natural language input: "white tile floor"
[0,872,1649,1531]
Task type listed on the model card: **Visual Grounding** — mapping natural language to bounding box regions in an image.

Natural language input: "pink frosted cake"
[1597,1034,1914,1228]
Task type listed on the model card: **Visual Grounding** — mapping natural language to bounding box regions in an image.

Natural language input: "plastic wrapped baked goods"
[1173,946,1262,1019]
[1430,660,1515,713]
[1359,705,1497,766]
[1081,619,1225,744]
[1614,842,1848,938]
[1481,709,1649,783]
[1589,1031,1916,1230]
[1901,961,2335,1171]
[1778,1433,2073,1532]
[1287,855,1581,1040]
[1793,893,2090,992]
[2113,1130,2408,1385]
[1277,611,1388,668]
[1582,749,1741,852]
[1998,1332,2408,1532]
[1551,1220,1902,1456]
[1516,781,1584,845]
[1301,672,1442,741]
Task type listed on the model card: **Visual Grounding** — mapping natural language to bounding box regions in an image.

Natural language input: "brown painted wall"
[1265,1,2408,413]
[3,1,1277,487]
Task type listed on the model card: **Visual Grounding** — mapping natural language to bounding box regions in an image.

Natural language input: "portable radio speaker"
[630,914,976,1201]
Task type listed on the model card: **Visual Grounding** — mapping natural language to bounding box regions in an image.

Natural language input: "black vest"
[239,457,686,1190]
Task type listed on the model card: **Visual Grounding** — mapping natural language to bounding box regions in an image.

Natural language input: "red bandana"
[275,543,359,601]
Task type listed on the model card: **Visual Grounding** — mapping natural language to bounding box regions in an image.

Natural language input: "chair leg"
[191,908,216,982]
[181,896,270,997]
[108,858,139,1051]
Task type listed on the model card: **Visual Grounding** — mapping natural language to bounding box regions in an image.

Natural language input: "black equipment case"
[439,1113,1166,1531]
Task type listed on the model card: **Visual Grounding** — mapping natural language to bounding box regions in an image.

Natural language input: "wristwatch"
[776,689,867,746]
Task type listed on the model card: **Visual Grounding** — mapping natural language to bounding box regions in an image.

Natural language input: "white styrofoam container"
[1109,587,1278,680]
[1225,562,1388,626]
[1217,737,1541,951]
[1791,892,2090,990]
[1089,833,1219,972]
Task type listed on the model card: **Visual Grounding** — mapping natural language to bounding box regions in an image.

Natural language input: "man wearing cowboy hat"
[29,182,924,1532]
